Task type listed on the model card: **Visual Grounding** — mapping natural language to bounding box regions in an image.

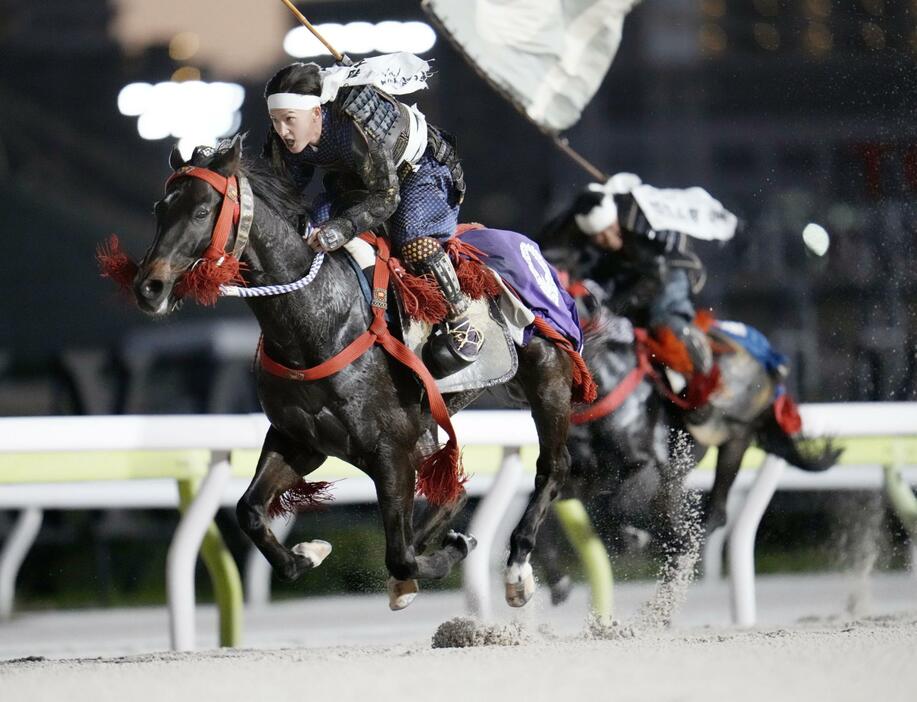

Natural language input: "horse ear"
[169,144,185,171]
[210,135,242,176]
[169,144,186,171]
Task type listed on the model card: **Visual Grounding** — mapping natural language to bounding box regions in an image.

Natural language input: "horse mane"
[241,156,310,222]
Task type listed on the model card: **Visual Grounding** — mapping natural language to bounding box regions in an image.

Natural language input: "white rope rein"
[219,251,326,298]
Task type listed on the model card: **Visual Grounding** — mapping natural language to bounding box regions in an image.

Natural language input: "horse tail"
[755,411,842,472]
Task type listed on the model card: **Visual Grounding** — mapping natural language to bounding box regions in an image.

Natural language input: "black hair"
[571,188,605,216]
[261,62,323,179]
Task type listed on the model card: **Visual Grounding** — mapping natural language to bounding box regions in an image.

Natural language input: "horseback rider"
[262,55,484,372]
[543,173,739,415]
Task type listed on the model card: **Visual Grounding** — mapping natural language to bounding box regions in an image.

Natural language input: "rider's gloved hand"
[307,218,353,252]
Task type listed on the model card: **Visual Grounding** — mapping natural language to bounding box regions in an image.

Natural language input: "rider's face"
[593,220,623,251]
[269,107,322,154]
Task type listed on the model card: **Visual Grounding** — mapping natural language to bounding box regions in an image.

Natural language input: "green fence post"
[883,464,917,544]
[553,498,614,625]
[177,478,244,647]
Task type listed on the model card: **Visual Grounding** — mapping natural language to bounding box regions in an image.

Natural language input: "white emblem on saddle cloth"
[519,242,560,306]
[716,320,748,338]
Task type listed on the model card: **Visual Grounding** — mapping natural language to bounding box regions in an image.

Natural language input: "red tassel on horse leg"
[268,480,336,519]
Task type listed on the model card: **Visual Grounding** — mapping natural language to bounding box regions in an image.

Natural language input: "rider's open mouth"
[284,139,295,148]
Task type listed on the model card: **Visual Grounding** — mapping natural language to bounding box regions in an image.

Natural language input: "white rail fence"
[0,404,915,649]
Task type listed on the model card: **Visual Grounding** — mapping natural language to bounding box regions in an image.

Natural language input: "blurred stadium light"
[283,20,436,58]
[117,81,245,158]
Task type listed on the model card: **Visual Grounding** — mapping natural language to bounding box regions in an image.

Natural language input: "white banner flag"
[631,185,738,242]
[423,0,639,132]
[319,52,432,103]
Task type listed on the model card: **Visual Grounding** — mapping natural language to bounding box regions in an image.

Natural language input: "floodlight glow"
[373,21,406,54]
[282,20,437,58]
[283,26,327,58]
[401,21,437,54]
[137,111,171,140]
[119,80,245,150]
[117,82,153,116]
[345,22,377,55]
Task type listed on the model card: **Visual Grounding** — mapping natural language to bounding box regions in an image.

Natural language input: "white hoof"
[291,539,332,568]
[387,577,419,611]
[504,560,535,608]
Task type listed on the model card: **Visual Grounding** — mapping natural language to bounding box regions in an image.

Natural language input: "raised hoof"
[387,577,419,611]
[291,539,332,568]
[550,575,573,606]
[504,560,536,608]
[443,530,477,558]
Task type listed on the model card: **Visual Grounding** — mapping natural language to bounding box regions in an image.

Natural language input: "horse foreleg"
[372,446,475,610]
[410,426,470,554]
[412,488,468,554]
[235,427,327,582]
[706,433,753,533]
[505,341,573,607]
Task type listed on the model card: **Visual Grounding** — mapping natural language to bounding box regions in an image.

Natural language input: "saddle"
[574,309,776,446]
[343,237,531,395]
[339,227,595,403]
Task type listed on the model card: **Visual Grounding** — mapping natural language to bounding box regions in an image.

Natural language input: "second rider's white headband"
[266,92,321,111]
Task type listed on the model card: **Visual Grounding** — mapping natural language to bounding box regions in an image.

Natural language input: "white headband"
[266,92,321,112]
[575,194,618,236]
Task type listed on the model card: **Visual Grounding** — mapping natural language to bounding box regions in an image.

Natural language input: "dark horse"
[127,139,575,609]
[535,307,840,604]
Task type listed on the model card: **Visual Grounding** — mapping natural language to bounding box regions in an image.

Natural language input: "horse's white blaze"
[291,539,332,567]
[387,577,419,611]
[504,557,535,607]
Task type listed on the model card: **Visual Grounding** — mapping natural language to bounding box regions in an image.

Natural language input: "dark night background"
[0,1,914,606]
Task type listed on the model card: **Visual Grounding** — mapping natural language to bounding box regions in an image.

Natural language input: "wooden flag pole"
[553,136,608,182]
[278,0,348,64]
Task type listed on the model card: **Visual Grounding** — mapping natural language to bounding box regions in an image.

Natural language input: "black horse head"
[133,137,243,315]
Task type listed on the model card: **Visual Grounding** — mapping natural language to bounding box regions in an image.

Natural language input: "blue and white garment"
[299,106,459,249]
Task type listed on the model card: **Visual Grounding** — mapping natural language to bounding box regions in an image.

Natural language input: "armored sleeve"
[319,110,401,241]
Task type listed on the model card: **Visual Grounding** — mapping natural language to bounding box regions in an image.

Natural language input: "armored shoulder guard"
[340,86,409,158]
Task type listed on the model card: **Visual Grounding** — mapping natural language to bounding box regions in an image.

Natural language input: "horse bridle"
[164,165,255,266]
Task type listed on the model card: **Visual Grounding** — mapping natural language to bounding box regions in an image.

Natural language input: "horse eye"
[194,207,210,220]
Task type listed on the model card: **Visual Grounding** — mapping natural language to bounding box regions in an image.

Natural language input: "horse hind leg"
[706,433,753,533]
[235,427,329,583]
[505,339,573,607]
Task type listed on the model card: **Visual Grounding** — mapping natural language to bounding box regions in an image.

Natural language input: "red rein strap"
[258,233,466,505]
[571,328,699,425]
[571,345,652,425]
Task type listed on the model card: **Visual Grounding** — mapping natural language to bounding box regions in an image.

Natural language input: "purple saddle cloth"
[456,228,583,351]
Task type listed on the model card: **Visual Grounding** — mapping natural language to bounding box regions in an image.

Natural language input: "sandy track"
[2,615,916,702]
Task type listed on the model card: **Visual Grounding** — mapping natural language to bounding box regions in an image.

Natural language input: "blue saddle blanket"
[713,320,788,376]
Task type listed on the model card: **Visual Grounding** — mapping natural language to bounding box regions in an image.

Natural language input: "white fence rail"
[1,404,916,649]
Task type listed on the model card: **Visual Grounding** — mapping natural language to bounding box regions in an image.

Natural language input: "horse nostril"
[140,278,165,301]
